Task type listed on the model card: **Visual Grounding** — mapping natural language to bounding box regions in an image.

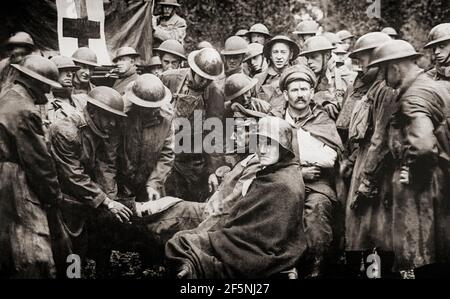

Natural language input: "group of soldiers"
[0,0,449,279]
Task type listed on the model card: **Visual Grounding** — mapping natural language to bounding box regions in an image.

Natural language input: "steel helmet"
[235,29,249,37]
[221,36,248,56]
[299,36,336,56]
[11,55,61,89]
[321,32,342,46]
[125,74,171,108]
[263,35,300,61]
[188,48,224,80]
[113,47,140,63]
[71,47,100,67]
[148,56,162,67]
[224,73,258,102]
[424,23,450,49]
[368,39,422,67]
[5,32,35,49]
[154,39,186,60]
[381,27,399,37]
[337,30,354,41]
[255,116,294,155]
[243,43,264,62]
[349,32,392,59]
[293,20,320,35]
[247,23,270,37]
[50,55,80,72]
[158,0,180,7]
[197,41,214,50]
[85,86,127,117]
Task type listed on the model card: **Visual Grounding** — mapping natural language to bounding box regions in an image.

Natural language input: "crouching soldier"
[279,65,344,278]
[49,86,132,276]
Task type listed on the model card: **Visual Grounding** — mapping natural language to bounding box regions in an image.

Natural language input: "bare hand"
[107,200,133,223]
[302,166,321,181]
[208,173,219,193]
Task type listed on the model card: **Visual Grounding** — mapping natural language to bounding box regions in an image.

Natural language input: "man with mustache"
[153,0,187,47]
[45,56,85,125]
[243,43,268,78]
[161,48,225,203]
[71,47,99,95]
[299,36,355,121]
[368,39,450,277]
[279,65,343,278]
[0,32,36,95]
[112,47,140,95]
[154,39,187,72]
[254,35,300,116]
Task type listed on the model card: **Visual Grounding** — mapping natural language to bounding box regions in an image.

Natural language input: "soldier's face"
[9,46,31,64]
[95,109,119,136]
[355,51,371,73]
[386,63,402,89]
[342,39,352,52]
[74,63,92,83]
[433,41,450,65]
[116,56,135,74]
[306,52,327,74]
[271,43,291,70]
[150,66,163,76]
[192,72,211,90]
[162,6,175,17]
[284,80,314,111]
[161,53,181,71]
[58,69,74,88]
[251,33,267,45]
[248,54,264,73]
[257,136,280,166]
[224,54,244,72]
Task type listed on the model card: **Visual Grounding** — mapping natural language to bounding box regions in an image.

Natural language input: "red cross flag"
[56,0,111,65]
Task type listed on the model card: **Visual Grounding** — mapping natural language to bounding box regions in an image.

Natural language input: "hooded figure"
[165,116,306,279]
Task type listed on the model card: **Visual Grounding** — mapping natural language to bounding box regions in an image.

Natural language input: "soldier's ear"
[283,89,289,102]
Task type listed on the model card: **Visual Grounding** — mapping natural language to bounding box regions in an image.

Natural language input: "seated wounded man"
[165,116,307,279]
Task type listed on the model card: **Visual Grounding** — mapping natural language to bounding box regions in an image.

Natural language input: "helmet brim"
[154,48,187,60]
[82,94,127,117]
[225,78,258,102]
[11,63,62,89]
[125,84,172,108]
[348,47,375,59]
[299,46,336,56]
[368,53,422,67]
[263,39,300,61]
[72,57,100,68]
[424,36,450,49]
[293,31,317,35]
[221,49,248,56]
[112,53,140,63]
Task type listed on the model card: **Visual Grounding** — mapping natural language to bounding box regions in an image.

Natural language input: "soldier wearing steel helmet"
[0,32,37,95]
[112,46,140,95]
[153,0,187,46]
[244,43,268,78]
[221,36,248,78]
[154,39,186,72]
[71,47,100,95]
[0,55,65,278]
[368,39,450,276]
[49,86,132,276]
[161,47,225,202]
[246,23,271,45]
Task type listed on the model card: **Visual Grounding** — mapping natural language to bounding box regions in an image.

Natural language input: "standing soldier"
[336,30,355,52]
[0,32,36,95]
[46,56,85,125]
[119,74,175,202]
[279,65,343,278]
[299,36,355,121]
[244,43,268,78]
[341,32,399,278]
[154,39,187,72]
[293,20,320,48]
[255,35,300,116]
[221,36,248,77]
[161,48,225,202]
[246,23,271,45]
[112,47,140,95]
[71,47,99,95]
[0,55,64,278]
[424,23,450,94]
[153,0,187,46]
[368,40,450,277]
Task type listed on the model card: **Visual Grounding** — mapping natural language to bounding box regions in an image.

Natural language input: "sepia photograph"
[0,0,449,288]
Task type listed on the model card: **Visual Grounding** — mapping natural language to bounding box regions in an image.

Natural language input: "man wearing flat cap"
[279,65,344,278]
[112,47,140,95]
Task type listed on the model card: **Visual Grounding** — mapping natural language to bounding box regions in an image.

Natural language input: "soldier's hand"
[301,166,321,181]
[147,187,161,201]
[104,198,133,223]
[324,104,339,120]
[208,173,219,193]
[177,264,192,279]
